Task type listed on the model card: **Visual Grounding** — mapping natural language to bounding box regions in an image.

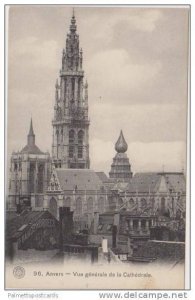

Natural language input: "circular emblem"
[13,266,25,279]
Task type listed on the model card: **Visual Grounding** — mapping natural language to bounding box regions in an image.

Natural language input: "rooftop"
[6,210,56,240]
[55,168,105,191]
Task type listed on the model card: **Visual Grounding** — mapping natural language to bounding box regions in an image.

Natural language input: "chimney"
[59,207,74,251]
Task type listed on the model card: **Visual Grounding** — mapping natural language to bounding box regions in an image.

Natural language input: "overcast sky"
[7,5,189,174]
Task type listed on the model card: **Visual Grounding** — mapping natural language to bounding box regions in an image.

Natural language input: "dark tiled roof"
[6,210,55,240]
[164,173,186,193]
[128,173,160,193]
[20,144,44,154]
[127,172,186,194]
[56,169,103,191]
[96,172,108,182]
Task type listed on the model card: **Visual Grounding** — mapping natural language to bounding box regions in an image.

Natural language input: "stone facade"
[8,119,51,210]
[44,168,109,226]
[109,172,186,219]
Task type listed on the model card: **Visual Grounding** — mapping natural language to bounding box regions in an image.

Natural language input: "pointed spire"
[28,118,35,146]
[70,8,77,33]
[115,130,128,153]
[29,118,35,136]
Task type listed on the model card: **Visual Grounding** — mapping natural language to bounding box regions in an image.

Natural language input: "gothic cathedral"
[52,12,90,169]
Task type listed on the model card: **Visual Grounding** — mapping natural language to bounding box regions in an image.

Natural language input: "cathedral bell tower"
[52,11,90,169]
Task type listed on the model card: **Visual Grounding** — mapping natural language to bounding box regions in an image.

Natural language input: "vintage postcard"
[5,5,190,290]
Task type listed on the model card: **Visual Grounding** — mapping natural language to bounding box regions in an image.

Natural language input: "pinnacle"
[28,118,35,136]
[115,130,128,153]
[70,8,76,30]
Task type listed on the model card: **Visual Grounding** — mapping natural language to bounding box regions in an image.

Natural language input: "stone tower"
[109,130,133,182]
[52,11,90,169]
[8,119,50,210]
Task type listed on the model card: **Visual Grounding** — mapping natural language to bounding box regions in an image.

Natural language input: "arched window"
[78,130,84,158]
[87,197,93,213]
[71,78,75,97]
[78,78,81,100]
[69,130,75,158]
[56,129,59,143]
[129,198,135,207]
[64,197,71,207]
[118,198,123,206]
[98,197,104,213]
[61,128,63,142]
[78,130,84,144]
[140,198,147,209]
[69,146,74,158]
[29,162,36,193]
[50,197,57,218]
[75,197,82,214]
[37,164,44,193]
[14,162,18,171]
[69,130,75,144]
[150,198,155,209]
[176,209,181,219]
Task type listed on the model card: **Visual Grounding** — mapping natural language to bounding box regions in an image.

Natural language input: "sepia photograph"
[5,5,190,290]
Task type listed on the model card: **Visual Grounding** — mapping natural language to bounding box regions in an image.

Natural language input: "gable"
[158,175,168,193]
[47,169,62,192]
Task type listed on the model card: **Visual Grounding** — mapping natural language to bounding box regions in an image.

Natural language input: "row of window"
[126,219,151,229]
[69,145,83,158]
[119,197,169,211]
[69,130,84,144]
[55,130,84,143]
[63,197,105,214]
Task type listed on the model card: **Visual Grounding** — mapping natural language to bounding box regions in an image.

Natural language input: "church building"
[43,13,109,224]
[7,11,186,242]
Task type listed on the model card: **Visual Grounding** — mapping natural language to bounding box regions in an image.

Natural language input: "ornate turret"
[109,130,133,182]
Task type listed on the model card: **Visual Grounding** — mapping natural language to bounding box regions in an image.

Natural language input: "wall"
[133,240,185,261]
[89,234,113,247]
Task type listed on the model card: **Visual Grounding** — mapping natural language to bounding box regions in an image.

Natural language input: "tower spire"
[29,117,34,136]
[70,8,77,33]
[28,118,35,146]
[52,11,90,169]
